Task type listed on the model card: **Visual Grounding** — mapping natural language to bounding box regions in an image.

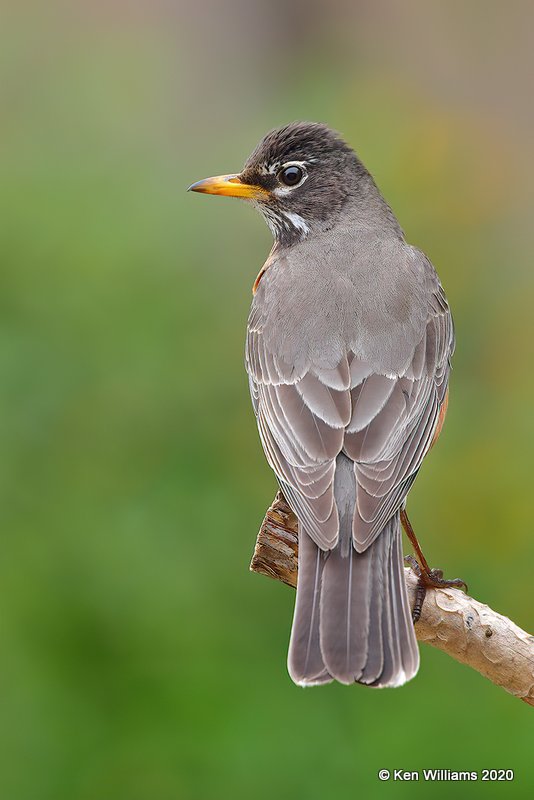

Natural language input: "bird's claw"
[404,555,468,623]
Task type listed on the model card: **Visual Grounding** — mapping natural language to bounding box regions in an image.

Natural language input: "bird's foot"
[404,555,468,623]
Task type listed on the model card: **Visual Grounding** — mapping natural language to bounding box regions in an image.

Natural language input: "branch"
[250,491,534,706]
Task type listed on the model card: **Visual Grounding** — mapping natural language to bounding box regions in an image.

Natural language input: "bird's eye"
[279,165,304,187]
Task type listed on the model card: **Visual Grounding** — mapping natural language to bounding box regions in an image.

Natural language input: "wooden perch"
[250,491,534,706]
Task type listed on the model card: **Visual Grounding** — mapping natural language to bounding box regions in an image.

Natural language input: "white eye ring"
[274,161,308,194]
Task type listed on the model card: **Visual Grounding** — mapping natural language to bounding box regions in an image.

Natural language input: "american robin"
[189,122,466,688]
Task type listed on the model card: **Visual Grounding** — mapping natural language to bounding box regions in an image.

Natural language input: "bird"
[188,121,466,688]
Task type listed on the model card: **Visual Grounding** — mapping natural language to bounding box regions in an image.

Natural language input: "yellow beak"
[187,173,267,199]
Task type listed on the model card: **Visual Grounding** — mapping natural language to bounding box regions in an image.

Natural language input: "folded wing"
[246,281,454,552]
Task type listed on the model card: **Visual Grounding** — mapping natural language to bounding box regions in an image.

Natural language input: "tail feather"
[287,531,333,686]
[359,533,385,681]
[287,456,419,688]
[319,535,373,682]
[319,514,418,686]
[388,528,420,681]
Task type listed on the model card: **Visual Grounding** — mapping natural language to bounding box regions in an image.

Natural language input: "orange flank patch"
[431,388,449,448]
[252,267,266,294]
[252,248,276,294]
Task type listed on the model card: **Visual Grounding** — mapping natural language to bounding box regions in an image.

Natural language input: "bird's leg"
[400,508,468,623]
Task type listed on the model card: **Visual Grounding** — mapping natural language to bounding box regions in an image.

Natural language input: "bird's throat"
[256,203,310,246]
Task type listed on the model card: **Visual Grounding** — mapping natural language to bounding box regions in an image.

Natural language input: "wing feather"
[246,275,454,555]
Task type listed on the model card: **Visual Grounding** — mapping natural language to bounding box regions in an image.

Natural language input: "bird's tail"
[287,457,419,687]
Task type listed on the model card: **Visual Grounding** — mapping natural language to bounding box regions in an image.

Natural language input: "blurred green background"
[1,1,533,798]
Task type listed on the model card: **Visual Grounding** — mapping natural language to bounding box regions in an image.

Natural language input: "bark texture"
[250,492,534,706]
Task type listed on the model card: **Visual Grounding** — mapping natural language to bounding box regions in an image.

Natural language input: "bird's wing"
[247,278,454,553]
[344,281,454,550]
[246,314,352,549]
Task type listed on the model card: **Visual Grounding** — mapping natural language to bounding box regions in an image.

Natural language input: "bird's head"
[188,122,368,246]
